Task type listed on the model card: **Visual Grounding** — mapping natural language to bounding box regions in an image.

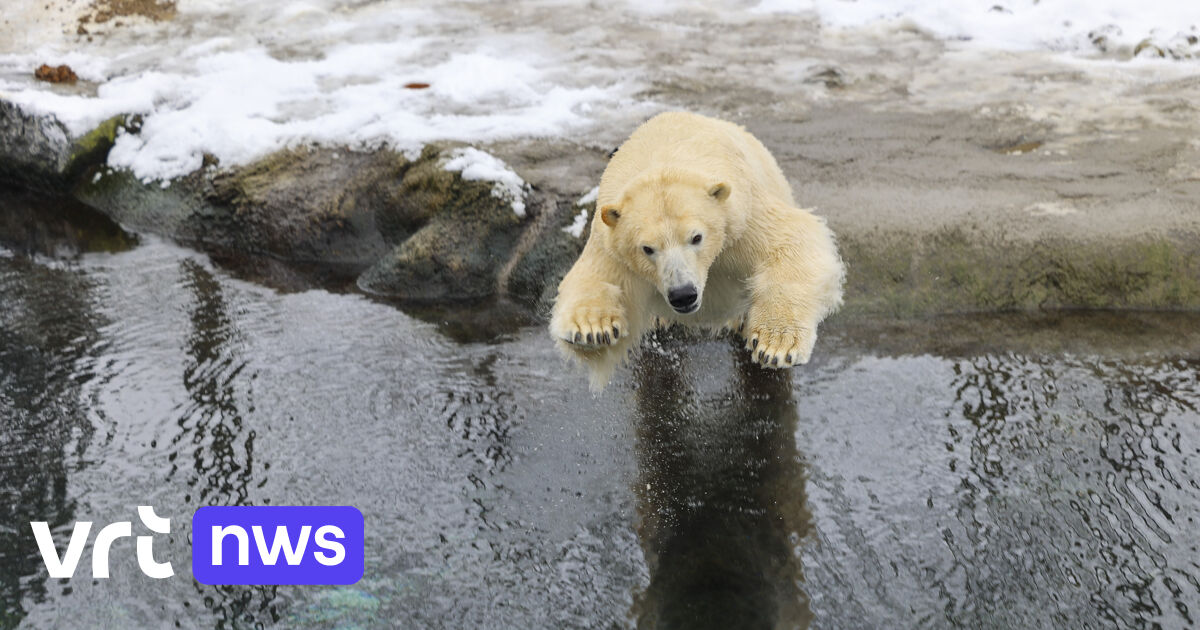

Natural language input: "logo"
[30,506,174,579]
[191,506,364,585]
[29,505,364,585]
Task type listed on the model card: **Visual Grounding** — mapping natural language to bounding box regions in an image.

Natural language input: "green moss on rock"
[358,145,529,300]
[65,115,124,180]
[206,147,405,265]
[839,228,1200,317]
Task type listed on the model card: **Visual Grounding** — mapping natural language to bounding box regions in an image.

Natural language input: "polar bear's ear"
[708,182,731,202]
[600,205,621,228]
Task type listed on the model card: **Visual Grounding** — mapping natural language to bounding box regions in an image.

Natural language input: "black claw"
[602,332,610,344]
[612,326,619,339]
[771,355,779,366]
[757,350,765,362]
[751,338,758,349]
[574,332,581,343]
[586,332,593,344]
[786,353,792,363]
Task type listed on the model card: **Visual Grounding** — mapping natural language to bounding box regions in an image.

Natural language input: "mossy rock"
[839,227,1200,316]
[0,99,125,193]
[73,140,541,302]
[505,197,589,316]
[75,166,211,239]
[358,145,529,300]
[204,147,404,265]
[77,146,415,271]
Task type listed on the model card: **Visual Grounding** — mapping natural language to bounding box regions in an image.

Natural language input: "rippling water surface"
[2,194,1199,629]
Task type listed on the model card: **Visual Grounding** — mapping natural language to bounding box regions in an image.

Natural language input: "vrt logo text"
[30,506,173,579]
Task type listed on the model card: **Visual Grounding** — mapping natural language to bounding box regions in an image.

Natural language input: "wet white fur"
[550,111,845,390]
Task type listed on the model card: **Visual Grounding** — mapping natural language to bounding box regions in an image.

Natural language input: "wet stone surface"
[2,197,1200,629]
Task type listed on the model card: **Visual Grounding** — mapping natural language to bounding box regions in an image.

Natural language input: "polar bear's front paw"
[743,324,817,369]
[552,308,626,349]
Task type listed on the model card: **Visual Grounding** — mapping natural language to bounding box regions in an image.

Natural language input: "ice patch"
[443,148,527,217]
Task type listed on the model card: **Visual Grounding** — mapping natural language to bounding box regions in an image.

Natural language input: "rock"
[76,166,211,240]
[839,228,1200,316]
[1133,39,1165,59]
[72,138,547,302]
[503,197,588,316]
[34,64,78,84]
[804,66,845,89]
[84,0,177,25]
[0,101,123,192]
[78,146,410,269]
[204,147,401,266]
[8,94,1199,321]
[0,97,589,308]
[358,145,530,300]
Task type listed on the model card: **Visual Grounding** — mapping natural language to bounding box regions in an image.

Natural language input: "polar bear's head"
[598,170,731,314]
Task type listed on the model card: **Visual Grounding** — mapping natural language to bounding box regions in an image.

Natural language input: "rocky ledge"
[1,101,592,316]
[3,98,1200,320]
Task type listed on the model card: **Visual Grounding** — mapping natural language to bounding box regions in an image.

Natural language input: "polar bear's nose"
[668,284,699,312]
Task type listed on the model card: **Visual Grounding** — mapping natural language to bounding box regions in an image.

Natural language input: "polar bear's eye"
[691,234,703,245]
[642,246,655,256]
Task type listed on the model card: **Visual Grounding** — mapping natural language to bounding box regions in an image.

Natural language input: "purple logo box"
[192,506,364,585]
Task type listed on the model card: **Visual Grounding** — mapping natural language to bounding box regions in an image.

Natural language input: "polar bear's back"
[598,111,795,208]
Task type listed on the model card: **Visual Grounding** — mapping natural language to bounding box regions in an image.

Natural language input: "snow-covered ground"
[758,0,1200,56]
[1,0,1198,184]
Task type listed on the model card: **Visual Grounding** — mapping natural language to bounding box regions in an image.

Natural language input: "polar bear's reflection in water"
[630,333,813,630]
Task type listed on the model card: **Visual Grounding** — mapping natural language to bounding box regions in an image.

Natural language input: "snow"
[755,0,1200,57]
[0,0,1196,186]
[576,186,599,207]
[563,209,590,238]
[6,38,624,183]
[0,1,641,183]
[563,186,599,237]
[443,147,527,217]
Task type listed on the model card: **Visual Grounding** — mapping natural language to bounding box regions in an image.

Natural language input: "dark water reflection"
[3,194,1200,629]
[0,190,136,630]
[173,259,260,507]
[0,257,99,628]
[0,189,137,258]
[632,337,810,629]
[174,260,281,628]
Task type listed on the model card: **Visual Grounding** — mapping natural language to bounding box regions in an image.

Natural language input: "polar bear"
[550,111,845,390]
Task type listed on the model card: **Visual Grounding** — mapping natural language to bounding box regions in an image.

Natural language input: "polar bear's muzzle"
[658,249,703,314]
[667,284,699,313]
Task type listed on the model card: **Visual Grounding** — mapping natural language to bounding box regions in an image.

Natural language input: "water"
[2,193,1200,629]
